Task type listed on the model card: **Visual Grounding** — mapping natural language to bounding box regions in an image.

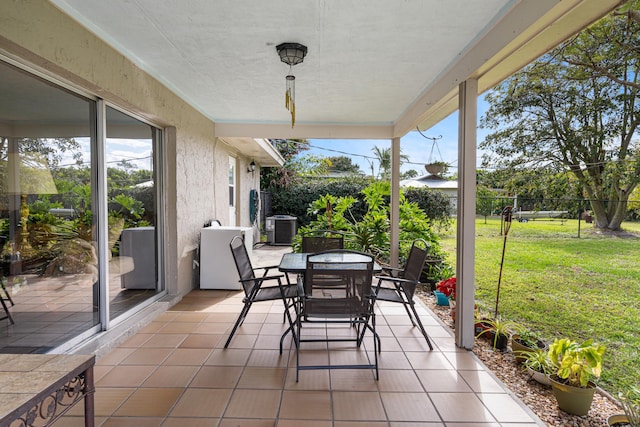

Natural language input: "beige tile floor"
[58,245,544,426]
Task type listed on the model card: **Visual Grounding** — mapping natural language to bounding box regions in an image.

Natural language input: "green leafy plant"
[521,348,555,375]
[548,338,605,388]
[511,327,547,364]
[293,181,451,267]
[475,316,519,350]
[513,327,545,349]
[111,194,144,219]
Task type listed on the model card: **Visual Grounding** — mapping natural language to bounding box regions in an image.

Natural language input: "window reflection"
[0,79,98,352]
[0,60,162,352]
[105,107,159,320]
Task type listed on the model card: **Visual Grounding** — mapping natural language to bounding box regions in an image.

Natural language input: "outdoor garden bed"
[417,287,624,427]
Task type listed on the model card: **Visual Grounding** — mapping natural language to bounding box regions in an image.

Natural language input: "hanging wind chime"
[276,43,308,128]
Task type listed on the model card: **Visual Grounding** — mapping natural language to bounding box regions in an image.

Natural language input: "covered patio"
[40,0,621,350]
[0,2,625,424]
[64,245,543,426]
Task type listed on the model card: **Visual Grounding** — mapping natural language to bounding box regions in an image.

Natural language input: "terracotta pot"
[474,320,492,335]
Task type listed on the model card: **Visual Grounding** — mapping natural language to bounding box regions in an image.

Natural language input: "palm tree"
[371,146,409,180]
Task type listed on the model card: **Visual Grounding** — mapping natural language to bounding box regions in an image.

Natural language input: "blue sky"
[307,99,490,177]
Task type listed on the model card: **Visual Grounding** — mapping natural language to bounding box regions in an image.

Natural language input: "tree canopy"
[480,3,640,230]
[326,156,362,174]
[371,146,409,180]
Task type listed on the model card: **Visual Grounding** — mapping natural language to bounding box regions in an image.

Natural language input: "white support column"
[96,100,110,330]
[390,137,401,267]
[455,79,477,349]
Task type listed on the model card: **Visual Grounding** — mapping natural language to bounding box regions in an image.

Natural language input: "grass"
[438,217,640,395]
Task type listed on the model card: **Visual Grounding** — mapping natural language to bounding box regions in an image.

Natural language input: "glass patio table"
[278,252,382,275]
[276,251,381,354]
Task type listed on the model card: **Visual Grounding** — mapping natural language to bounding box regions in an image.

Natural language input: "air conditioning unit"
[265,215,297,245]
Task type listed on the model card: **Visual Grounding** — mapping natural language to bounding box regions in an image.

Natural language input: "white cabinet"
[200,225,253,289]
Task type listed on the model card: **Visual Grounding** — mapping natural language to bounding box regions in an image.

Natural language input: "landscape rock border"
[417,289,623,427]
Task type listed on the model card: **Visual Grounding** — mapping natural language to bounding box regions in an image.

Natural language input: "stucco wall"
[0,0,244,296]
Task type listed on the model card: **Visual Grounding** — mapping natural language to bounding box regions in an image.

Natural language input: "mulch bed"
[416,287,624,427]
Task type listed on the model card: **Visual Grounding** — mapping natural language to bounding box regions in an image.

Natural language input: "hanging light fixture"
[276,42,308,128]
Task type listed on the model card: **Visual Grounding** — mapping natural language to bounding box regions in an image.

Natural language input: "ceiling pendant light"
[276,42,308,128]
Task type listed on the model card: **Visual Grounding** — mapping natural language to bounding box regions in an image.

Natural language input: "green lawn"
[438,217,640,395]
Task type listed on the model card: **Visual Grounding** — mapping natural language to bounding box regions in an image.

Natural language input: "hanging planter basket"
[425,163,445,176]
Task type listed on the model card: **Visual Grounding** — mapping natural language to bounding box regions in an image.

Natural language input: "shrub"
[294,181,452,271]
[270,177,453,228]
[403,187,452,229]
[270,176,371,226]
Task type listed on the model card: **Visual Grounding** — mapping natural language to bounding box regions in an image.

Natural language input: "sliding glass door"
[0,59,163,353]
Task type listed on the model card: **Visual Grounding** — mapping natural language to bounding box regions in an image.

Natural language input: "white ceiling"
[49,0,619,140]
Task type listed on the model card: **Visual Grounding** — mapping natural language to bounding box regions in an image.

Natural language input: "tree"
[476,186,496,223]
[371,146,409,180]
[289,154,331,177]
[480,7,640,231]
[327,156,361,174]
[401,169,419,180]
[261,139,310,189]
[561,1,640,91]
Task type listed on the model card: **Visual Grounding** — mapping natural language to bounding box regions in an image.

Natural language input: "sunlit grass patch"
[438,217,640,395]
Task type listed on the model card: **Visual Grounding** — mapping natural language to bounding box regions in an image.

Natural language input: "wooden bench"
[0,354,95,427]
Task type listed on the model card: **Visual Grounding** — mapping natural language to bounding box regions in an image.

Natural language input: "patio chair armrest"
[239,274,284,284]
[375,275,416,285]
[375,275,419,298]
[379,265,403,277]
[254,265,280,275]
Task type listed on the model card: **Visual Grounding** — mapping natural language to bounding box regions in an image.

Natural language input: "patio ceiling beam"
[214,123,395,140]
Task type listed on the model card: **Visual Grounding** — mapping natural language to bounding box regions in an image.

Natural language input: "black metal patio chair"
[224,235,298,350]
[374,239,434,350]
[301,231,344,253]
[295,249,378,381]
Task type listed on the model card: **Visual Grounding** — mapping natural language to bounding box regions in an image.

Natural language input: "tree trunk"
[589,199,628,231]
[608,200,628,231]
[588,199,609,229]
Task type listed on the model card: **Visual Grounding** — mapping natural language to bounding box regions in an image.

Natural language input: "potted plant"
[511,327,547,363]
[520,348,554,386]
[607,386,640,426]
[547,338,606,416]
[436,276,456,318]
[425,160,448,176]
[474,308,493,335]
[475,316,518,351]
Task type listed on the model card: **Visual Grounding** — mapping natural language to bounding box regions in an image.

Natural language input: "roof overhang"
[219,137,285,167]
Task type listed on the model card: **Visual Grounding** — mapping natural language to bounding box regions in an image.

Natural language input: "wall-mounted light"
[247,160,256,175]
